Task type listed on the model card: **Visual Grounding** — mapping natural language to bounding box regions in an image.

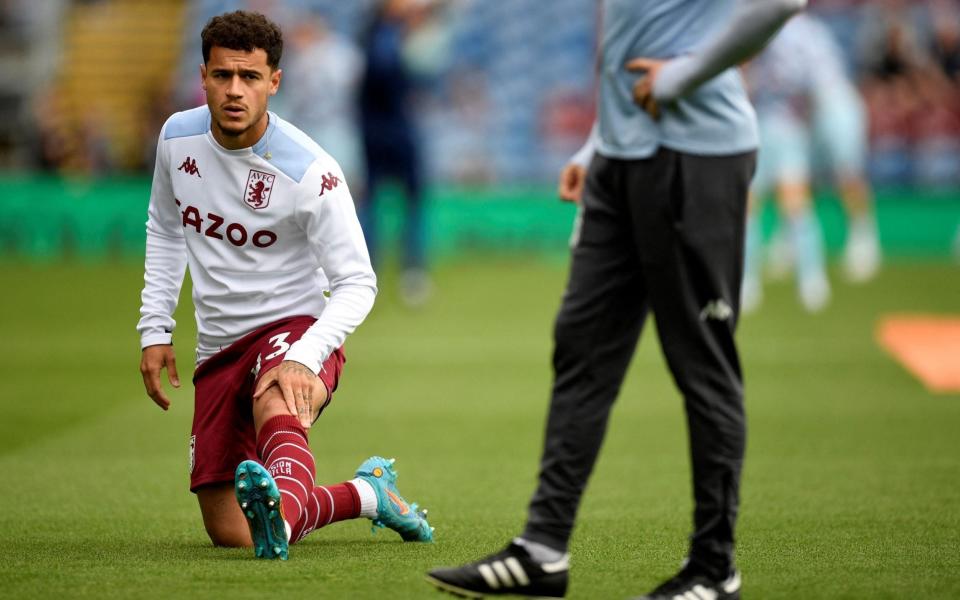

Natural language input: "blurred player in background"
[278,13,365,193]
[427,0,805,598]
[742,15,829,312]
[358,0,433,306]
[808,15,882,283]
[743,12,880,313]
[136,10,432,561]
[808,14,882,284]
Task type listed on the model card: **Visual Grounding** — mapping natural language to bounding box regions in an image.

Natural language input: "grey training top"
[597,0,760,158]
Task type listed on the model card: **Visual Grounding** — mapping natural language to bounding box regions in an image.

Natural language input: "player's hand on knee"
[277,360,325,429]
[254,360,325,429]
[558,163,586,204]
[140,344,180,410]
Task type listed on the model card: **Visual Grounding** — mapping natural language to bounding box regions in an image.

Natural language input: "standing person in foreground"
[137,11,432,561]
[427,0,805,597]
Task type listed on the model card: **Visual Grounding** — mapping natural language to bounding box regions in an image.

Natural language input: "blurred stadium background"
[1,0,959,260]
[0,0,958,598]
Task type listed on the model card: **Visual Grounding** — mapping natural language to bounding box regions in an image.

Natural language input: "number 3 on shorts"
[264,332,291,361]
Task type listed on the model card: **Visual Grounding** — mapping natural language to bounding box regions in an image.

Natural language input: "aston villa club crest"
[244,169,275,210]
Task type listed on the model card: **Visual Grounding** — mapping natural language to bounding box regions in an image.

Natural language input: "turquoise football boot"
[235,460,289,560]
[355,456,434,542]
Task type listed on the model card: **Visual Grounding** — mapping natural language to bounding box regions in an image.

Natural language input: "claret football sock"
[257,415,314,534]
[256,415,361,543]
[293,479,361,543]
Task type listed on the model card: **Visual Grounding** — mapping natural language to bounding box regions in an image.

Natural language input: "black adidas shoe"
[426,542,569,598]
[633,563,741,600]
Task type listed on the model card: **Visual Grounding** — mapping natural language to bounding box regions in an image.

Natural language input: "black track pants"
[523,148,756,578]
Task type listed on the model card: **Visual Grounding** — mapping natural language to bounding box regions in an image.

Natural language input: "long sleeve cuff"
[569,123,598,168]
[141,330,173,349]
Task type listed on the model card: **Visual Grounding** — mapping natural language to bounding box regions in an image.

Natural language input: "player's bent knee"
[197,483,252,548]
[205,520,251,548]
[252,384,291,432]
[252,377,329,431]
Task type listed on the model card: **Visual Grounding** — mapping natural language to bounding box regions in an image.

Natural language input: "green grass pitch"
[0,258,958,598]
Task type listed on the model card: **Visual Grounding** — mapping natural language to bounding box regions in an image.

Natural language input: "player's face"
[201,46,281,150]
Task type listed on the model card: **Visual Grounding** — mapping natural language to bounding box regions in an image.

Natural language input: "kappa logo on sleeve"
[178,156,202,178]
[245,169,275,210]
[318,172,341,197]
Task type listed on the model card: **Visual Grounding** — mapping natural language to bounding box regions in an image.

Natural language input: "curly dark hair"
[201,11,283,70]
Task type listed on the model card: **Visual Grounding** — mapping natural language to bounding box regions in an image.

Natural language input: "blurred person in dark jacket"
[359,0,443,307]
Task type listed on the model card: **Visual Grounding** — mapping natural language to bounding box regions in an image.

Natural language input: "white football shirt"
[137,106,377,374]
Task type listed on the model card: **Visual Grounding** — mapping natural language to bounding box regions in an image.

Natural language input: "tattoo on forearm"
[283,362,315,413]
[281,362,314,377]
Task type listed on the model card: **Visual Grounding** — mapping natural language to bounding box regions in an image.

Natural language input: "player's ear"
[200,63,207,91]
[269,68,282,96]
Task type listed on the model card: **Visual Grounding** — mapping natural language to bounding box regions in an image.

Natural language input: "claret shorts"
[188,315,345,492]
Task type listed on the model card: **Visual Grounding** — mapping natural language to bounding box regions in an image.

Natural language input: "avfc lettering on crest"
[245,169,275,210]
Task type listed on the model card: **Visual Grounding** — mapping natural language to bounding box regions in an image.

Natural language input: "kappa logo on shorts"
[189,435,196,474]
[245,169,275,210]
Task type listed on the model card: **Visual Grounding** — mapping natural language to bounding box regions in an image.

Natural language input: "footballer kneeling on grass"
[137,10,432,560]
